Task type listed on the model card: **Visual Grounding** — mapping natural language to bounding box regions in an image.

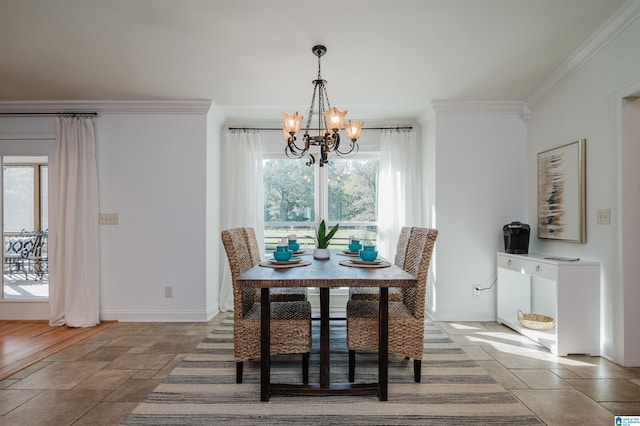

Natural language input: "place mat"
[259,260,312,269]
[291,251,311,257]
[339,259,391,268]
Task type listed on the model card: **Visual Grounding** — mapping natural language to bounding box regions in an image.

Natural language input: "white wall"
[525,3,640,365]
[421,101,528,321]
[0,101,218,322]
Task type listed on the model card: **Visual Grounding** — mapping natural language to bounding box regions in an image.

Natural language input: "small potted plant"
[312,219,340,259]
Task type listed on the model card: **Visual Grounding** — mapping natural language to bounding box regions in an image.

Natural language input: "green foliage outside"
[327,159,378,222]
[263,160,315,222]
[263,158,378,224]
[262,157,379,252]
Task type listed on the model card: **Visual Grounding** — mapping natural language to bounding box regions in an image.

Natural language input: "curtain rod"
[0,112,98,117]
[228,126,412,131]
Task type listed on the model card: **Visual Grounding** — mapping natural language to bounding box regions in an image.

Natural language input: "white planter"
[313,248,331,260]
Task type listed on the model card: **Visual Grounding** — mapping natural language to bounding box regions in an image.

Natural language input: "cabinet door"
[497,266,531,323]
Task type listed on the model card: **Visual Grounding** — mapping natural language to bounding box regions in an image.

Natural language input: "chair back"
[221,228,256,318]
[242,227,262,267]
[393,227,412,268]
[402,227,438,320]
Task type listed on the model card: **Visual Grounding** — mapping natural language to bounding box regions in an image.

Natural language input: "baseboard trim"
[100,309,211,322]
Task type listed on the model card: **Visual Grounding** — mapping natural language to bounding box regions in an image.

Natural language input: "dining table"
[236,250,417,402]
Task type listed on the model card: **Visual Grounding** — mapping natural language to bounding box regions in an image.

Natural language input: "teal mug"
[288,240,300,252]
[348,240,362,252]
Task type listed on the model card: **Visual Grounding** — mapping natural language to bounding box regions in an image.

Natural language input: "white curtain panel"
[49,117,100,327]
[219,130,264,311]
[377,129,421,259]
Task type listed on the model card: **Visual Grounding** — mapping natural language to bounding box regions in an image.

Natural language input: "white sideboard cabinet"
[496,252,600,356]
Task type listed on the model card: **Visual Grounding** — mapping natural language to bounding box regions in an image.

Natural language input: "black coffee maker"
[503,221,530,254]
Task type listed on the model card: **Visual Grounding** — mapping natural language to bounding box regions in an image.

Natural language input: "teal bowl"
[273,250,293,261]
[359,250,378,262]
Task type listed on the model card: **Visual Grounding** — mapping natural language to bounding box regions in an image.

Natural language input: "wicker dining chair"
[348,227,413,302]
[241,227,308,303]
[221,228,312,384]
[346,227,438,383]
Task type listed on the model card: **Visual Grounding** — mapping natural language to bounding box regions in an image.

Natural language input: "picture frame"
[537,139,586,243]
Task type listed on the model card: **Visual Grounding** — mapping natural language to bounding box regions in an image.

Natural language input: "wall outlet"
[596,208,610,225]
[99,213,119,225]
[164,286,173,298]
[473,285,480,297]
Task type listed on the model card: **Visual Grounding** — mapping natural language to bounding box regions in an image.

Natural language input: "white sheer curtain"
[219,129,264,311]
[49,116,100,327]
[377,129,421,259]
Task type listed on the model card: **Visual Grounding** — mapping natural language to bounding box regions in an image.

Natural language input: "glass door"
[2,156,49,299]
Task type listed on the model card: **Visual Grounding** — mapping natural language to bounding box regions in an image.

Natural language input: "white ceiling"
[0,0,627,122]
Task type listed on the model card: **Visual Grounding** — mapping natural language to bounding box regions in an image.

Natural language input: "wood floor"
[0,320,115,380]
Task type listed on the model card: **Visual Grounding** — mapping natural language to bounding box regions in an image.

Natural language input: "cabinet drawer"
[522,261,556,280]
[497,255,523,272]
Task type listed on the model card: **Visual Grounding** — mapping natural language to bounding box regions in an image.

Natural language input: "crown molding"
[526,0,640,111]
[0,132,55,140]
[431,100,528,116]
[0,100,212,115]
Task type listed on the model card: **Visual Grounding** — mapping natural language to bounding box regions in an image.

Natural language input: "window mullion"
[318,165,328,223]
[34,165,41,231]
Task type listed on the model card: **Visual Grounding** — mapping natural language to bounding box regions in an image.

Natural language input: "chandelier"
[281,45,364,167]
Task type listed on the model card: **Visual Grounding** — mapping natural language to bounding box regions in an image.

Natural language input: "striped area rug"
[123,312,542,425]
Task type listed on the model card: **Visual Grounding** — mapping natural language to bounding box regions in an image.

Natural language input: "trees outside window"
[262,156,379,252]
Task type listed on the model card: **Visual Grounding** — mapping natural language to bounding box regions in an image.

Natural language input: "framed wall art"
[537,139,586,243]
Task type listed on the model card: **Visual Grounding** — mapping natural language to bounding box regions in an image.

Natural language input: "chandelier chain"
[305,81,318,133]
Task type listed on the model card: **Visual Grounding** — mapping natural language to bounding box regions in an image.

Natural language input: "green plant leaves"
[315,219,340,249]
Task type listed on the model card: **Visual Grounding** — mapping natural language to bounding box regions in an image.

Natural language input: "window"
[262,155,379,252]
[2,156,49,299]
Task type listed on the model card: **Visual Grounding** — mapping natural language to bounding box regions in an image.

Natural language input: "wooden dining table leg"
[379,287,389,401]
[260,287,270,402]
[319,287,330,388]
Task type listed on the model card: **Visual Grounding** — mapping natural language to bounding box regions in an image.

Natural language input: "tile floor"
[0,314,639,425]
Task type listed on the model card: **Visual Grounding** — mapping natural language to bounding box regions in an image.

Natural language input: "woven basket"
[517,310,556,331]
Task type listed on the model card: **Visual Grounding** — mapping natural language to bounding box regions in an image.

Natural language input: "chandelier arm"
[286,135,308,155]
[285,147,299,159]
[335,140,359,157]
[286,143,304,159]
[330,130,340,152]
[306,153,316,166]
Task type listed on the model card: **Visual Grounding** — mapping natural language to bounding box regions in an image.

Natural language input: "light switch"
[99,213,119,225]
[596,208,610,225]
